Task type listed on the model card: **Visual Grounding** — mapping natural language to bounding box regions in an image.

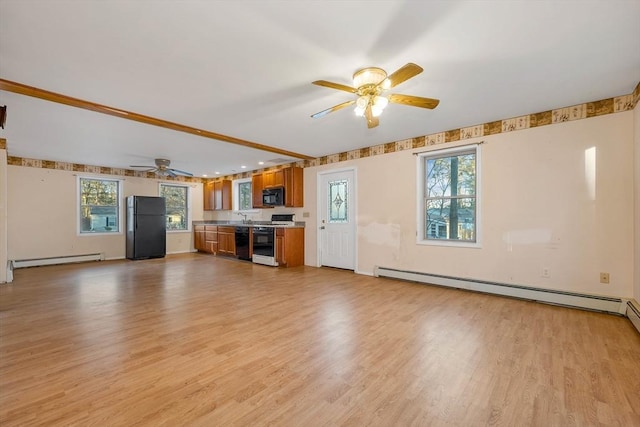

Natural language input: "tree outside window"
[160,184,188,231]
[238,181,252,210]
[79,178,120,233]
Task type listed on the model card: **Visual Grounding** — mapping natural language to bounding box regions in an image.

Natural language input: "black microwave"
[263,187,285,206]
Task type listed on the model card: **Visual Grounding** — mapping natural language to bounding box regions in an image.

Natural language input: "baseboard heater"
[627,301,640,333]
[11,253,104,269]
[374,266,627,315]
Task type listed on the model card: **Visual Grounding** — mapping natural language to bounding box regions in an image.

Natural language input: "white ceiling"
[1,0,639,177]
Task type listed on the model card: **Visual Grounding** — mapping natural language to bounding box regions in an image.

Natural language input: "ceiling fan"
[129,158,193,177]
[311,63,439,128]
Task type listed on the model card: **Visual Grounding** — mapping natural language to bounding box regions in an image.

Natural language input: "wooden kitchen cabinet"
[251,173,265,209]
[275,227,304,267]
[283,166,303,207]
[205,225,218,254]
[194,225,218,254]
[252,166,303,208]
[203,181,215,211]
[263,169,284,189]
[214,180,232,210]
[204,179,232,211]
[217,226,236,256]
[194,225,206,251]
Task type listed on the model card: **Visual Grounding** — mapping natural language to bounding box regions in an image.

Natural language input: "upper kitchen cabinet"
[204,179,232,211]
[252,166,304,208]
[203,181,215,211]
[283,166,303,207]
[251,173,265,209]
[263,169,284,189]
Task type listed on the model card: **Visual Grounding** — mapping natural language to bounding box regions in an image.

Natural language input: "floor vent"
[11,253,104,269]
[375,266,627,315]
[627,301,640,334]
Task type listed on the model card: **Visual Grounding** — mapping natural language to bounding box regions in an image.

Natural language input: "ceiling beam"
[0,78,314,160]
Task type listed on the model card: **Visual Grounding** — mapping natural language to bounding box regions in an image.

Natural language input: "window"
[233,178,254,211]
[417,145,480,246]
[160,183,189,231]
[79,177,121,234]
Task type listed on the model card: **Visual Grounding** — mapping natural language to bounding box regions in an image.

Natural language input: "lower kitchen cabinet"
[194,225,206,252]
[217,226,236,256]
[195,224,303,266]
[194,225,218,254]
[275,227,304,267]
[205,226,218,254]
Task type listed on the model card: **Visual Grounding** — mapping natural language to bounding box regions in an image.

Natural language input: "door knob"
[320,226,325,230]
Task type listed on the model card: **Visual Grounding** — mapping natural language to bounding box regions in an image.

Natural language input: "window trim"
[77,175,123,236]
[159,182,191,233]
[416,144,482,248]
[233,177,258,213]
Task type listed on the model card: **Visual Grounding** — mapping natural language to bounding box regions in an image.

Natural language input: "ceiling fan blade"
[388,93,440,109]
[130,165,155,169]
[382,63,423,89]
[364,105,379,129]
[169,168,194,177]
[166,170,177,178]
[312,80,357,93]
[311,100,356,119]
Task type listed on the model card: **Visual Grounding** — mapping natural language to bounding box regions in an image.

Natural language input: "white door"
[318,169,356,270]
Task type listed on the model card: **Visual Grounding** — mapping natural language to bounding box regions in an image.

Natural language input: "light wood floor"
[1,253,639,426]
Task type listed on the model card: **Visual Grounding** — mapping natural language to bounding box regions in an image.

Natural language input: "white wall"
[304,111,635,298]
[7,166,203,261]
[5,109,636,299]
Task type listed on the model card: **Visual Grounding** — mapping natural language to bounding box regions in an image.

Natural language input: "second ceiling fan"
[130,158,193,178]
[311,63,439,128]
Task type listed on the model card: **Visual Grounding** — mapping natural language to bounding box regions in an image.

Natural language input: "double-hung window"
[417,144,480,247]
[78,177,121,234]
[160,183,189,231]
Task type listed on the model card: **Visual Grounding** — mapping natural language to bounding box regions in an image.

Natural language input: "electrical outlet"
[600,272,610,284]
[541,267,550,278]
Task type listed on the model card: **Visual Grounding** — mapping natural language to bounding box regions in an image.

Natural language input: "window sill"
[416,239,481,249]
[78,231,123,236]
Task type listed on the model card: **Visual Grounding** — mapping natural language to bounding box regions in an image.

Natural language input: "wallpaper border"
[4,81,639,183]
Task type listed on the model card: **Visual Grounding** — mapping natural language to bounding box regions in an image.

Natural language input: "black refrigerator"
[126,196,166,260]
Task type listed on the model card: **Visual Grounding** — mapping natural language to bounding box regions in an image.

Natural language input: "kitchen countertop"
[193,220,305,228]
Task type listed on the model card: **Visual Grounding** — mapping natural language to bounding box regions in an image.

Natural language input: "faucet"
[236,212,250,224]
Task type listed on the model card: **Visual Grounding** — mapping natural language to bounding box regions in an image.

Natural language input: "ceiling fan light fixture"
[354,96,368,116]
[371,96,388,117]
[311,63,438,129]
[371,96,389,117]
[352,67,387,88]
